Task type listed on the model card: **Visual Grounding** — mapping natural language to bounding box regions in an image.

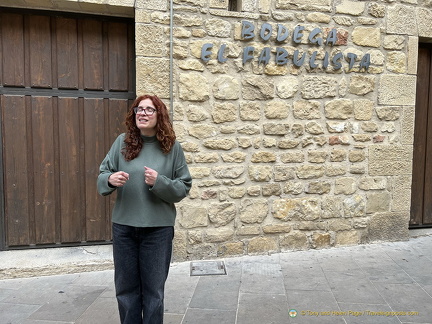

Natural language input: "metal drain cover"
[190,260,227,276]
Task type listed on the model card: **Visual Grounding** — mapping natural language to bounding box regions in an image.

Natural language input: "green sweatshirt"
[97,134,192,227]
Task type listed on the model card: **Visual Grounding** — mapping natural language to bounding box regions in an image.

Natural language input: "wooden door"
[0,9,135,248]
[410,43,432,227]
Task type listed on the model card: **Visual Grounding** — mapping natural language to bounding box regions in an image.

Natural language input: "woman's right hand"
[108,171,129,187]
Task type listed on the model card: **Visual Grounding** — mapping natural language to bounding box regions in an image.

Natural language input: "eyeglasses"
[133,106,157,116]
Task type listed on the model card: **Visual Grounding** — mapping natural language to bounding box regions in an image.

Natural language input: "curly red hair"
[122,95,176,161]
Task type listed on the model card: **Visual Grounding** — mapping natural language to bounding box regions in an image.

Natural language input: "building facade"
[1,0,431,261]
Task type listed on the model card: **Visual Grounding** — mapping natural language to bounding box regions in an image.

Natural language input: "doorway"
[0,8,135,248]
[410,43,432,228]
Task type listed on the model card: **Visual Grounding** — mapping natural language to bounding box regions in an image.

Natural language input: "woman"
[97,94,192,324]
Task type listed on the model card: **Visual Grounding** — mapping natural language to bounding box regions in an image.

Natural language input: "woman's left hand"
[144,166,158,186]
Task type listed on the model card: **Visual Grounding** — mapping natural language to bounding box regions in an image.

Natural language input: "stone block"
[275,0,332,12]
[209,0,228,9]
[326,166,347,177]
[376,106,401,121]
[205,228,234,243]
[306,121,324,135]
[264,100,290,119]
[369,145,413,176]
[348,150,365,163]
[335,230,360,246]
[278,139,301,149]
[242,76,275,100]
[352,27,381,48]
[358,177,387,191]
[213,75,240,100]
[349,75,375,96]
[203,138,237,151]
[263,123,290,135]
[135,0,168,10]
[217,242,245,257]
[368,3,385,18]
[383,35,405,50]
[343,195,365,218]
[212,102,238,123]
[378,75,416,106]
[247,236,278,254]
[213,165,245,179]
[386,5,417,35]
[283,181,304,195]
[407,36,418,75]
[251,152,277,163]
[330,149,347,162]
[189,124,218,139]
[296,165,325,179]
[272,197,321,221]
[401,106,415,145]
[239,199,269,224]
[308,151,328,163]
[335,177,357,195]
[336,0,365,16]
[136,57,170,98]
[240,102,261,121]
[324,99,354,120]
[301,76,337,99]
[368,212,410,242]
[208,202,236,227]
[248,165,272,182]
[205,18,231,37]
[312,232,331,249]
[322,197,344,219]
[178,205,208,228]
[366,192,391,213]
[328,120,347,133]
[386,52,406,73]
[306,181,331,194]
[179,73,210,101]
[222,152,247,163]
[280,232,309,251]
[328,219,352,232]
[306,12,331,23]
[135,24,168,57]
[392,175,412,212]
[276,76,299,98]
[417,7,432,38]
[262,224,291,234]
[237,225,261,236]
[172,230,187,261]
[293,100,321,119]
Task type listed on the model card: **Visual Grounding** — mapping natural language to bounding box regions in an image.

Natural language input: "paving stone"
[237,293,288,324]
[182,308,236,324]
[0,235,431,323]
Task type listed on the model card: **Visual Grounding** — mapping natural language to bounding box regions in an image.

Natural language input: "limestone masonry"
[7,0,430,261]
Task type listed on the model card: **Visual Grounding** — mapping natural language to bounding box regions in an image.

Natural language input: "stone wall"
[135,0,429,261]
[6,0,431,261]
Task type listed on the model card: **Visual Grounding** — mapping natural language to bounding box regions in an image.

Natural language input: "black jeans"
[112,223,174,324]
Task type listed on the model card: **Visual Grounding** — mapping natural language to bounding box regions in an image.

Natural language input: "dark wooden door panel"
[1,13,25,86]
[32,96,57,244]
[29,15,52,88]
[411,44,432,227]
[424,57,432,225]
[2,95,30,246]
[0,9,135,248]
[82,20,104,91]
[84,98,108,241]
[58,97,83,243]
[108,22,129,91]
[56,17,79,89]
